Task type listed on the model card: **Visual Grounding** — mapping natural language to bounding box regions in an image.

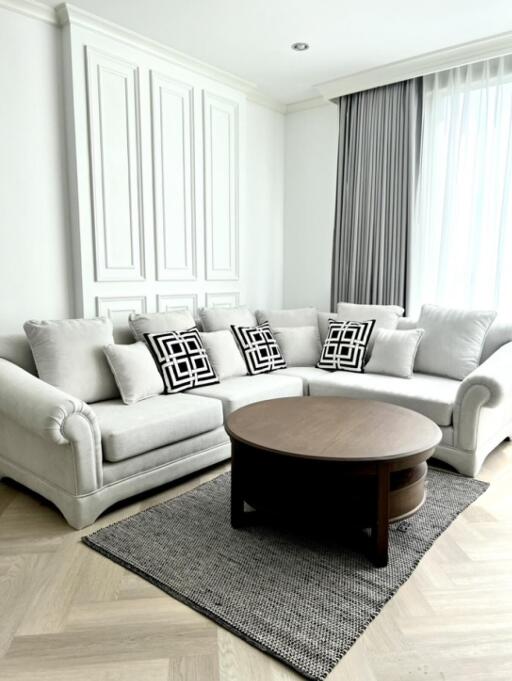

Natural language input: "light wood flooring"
[1,443,512,681]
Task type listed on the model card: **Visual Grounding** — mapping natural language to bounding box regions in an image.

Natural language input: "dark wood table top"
[225,396,442,462]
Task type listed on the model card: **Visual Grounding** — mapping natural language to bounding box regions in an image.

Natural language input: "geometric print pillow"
[316,319,375,373]
[143,328,219,393]
[231,322,286,375]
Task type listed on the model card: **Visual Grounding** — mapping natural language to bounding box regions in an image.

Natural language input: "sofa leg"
[54,497,105,531]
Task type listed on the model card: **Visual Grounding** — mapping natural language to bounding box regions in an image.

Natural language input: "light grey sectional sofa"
[0,305,511,529]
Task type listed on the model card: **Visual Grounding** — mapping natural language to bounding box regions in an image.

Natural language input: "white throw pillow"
[256,307,318,328]
[129,310,196,342]
[273,326,322,367]
[200,330,247,380]
[336,302,404,351]
[365,328,424,379]
[103,342,164,405]
[24,317,118,403]
[414,304,497,380]
[199,305,256,332]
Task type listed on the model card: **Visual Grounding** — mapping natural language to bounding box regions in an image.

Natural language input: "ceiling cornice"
[316,30,512,100]
[0,0,288,113]
[0,0,57,25]
[57,3,261,94]
[286,96,335,114]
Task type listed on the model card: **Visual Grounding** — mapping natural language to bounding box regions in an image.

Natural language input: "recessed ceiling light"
[291,42,309,52]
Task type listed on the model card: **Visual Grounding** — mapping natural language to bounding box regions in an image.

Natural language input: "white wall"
[283,103,339,312]
[244,102,285,310]
[0,8,74,333]
[0,8,286,332]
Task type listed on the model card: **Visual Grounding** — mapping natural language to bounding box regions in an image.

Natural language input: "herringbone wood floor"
[1,444,511,681]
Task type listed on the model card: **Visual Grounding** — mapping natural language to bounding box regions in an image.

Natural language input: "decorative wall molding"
[205,292,240,308]
[151,71,197,281]
[316,31,512,100]
[157,293,198,316]
[86,47,146,282]
[57,4,257,95]
[96,295,147,321]
[286,96,335,114]
[0,0,57,26]
[203,91,240,282]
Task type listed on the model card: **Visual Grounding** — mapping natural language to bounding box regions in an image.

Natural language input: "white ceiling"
[42,0,512,103]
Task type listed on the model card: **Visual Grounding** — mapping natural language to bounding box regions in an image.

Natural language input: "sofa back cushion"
[0,334,37,374]
[199,305,256,332]
[129,310,196,342]
[255,307,318,329]
[24,317,118,403]
[273,326,322,367]
[336,302,404,351]
[481,317,512,363]
[414,304,497,380]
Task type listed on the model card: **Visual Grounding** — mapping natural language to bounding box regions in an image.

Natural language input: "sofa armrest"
[0,358,100,449]
[456,341,512,409]
[454,342,512,451]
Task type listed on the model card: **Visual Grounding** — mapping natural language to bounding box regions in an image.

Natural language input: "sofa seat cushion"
[92,394,223,462]
[189,374,303,417]
[309,372,460,426]
[275,367,331,394]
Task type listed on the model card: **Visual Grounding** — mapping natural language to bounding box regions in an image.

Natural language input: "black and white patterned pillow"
[144,328,219,393]
[231,322,286,375]
[317,319,375,373]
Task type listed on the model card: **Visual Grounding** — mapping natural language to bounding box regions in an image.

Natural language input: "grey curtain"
[330,78,422,311]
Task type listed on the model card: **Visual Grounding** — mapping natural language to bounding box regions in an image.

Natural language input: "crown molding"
[316,31,512,100]
[0,0,57,25]
[57,3,260,94]
[286,96,335,114]
[247,90,287,114]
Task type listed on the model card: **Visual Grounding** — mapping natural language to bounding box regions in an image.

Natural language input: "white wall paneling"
[151,71,196,281]
[86,48,145,282]
[157,293,198,316]
[96,295,147,323]
[203,91,239,281]
[205,292,240,308]
[60,5,246,324]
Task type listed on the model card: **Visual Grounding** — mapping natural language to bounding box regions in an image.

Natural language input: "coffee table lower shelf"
[230,442,431,568]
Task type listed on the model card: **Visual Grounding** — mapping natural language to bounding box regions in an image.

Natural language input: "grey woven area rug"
[84,469,488,680]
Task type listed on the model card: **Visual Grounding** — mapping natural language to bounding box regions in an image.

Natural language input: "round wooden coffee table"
[225,396,442,567]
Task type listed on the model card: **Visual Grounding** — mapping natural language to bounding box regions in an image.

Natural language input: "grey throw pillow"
[199,305,256,332]
[365,328,424,379]
[414,304,497,380]
[129,310,196,342]
[24,317,118,403]
[200,330,247,380]
[273,326,322,367]
[256,307,318,328]
[103,342,164,404]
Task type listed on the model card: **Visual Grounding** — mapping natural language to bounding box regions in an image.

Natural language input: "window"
[409,56,512,315]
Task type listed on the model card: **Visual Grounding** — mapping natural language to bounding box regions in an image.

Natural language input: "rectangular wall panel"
[151,72,196,281]
[203,91,239,281]
[86,48,145,282]
[96,295,147,324]
[157,293,198,316]
[205,292,240,308]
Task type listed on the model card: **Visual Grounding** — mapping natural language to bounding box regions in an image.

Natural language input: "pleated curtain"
[330,78,422,311]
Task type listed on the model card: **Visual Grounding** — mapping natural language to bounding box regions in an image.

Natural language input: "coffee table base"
[230,442,430,568]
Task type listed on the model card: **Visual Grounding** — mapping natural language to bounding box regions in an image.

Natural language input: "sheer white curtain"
[409,55,512,316]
